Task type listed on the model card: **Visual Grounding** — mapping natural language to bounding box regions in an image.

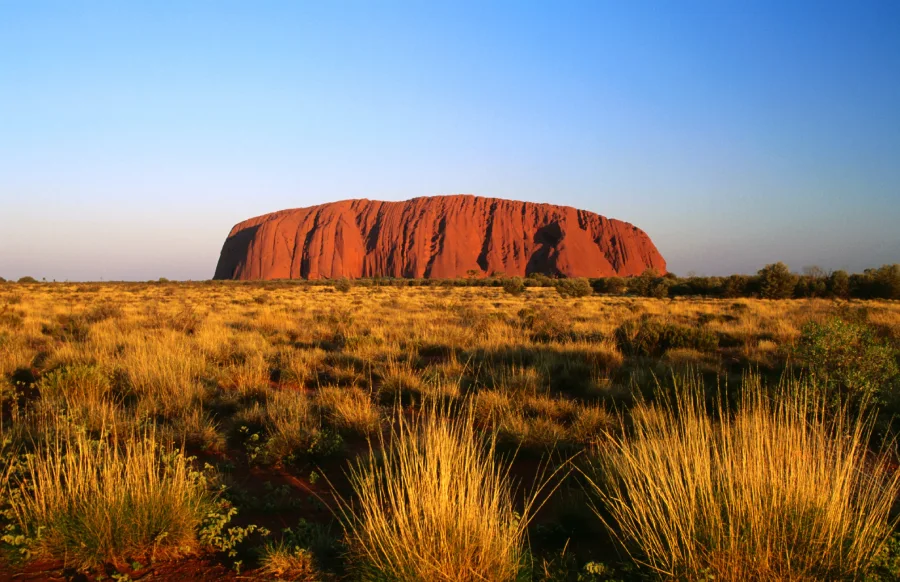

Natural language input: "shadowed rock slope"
[214,195,666,280]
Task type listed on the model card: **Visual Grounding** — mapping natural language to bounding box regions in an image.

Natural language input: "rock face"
[214,195,666,280]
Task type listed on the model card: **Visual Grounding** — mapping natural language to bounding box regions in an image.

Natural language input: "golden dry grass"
[587,376,900,581]
[5,422,213,568]
[341,403,547,582]
[0,281,898,578]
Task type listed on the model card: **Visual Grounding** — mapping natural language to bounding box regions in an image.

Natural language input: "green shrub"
[526,272,554,287]
[333,278,352,293]
[593,276,627,295]
[629,268,670,298]
[614,317,718,357]
[501,277,526,296]
[868,532,900,581]
[795,317,899,404]
[556,278,592,298]
[16,276,38,284]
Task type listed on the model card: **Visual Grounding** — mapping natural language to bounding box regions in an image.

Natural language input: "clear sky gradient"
[1,1,898,280]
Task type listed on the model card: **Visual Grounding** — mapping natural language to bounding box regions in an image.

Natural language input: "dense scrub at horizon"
[1,280,899,580]
[7,262,900,300]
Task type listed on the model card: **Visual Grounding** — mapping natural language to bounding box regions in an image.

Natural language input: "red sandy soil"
[2,558,242,582]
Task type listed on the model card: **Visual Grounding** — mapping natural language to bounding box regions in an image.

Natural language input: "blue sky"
[1,1,898,280]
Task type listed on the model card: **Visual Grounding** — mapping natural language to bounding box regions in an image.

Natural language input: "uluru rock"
[214,195,666,280]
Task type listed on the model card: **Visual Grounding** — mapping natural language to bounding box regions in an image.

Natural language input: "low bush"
[795,317,899,405]
[556,278,592,298]
[501,276,526,296]
[84,302,124,323]
[519,307,572,343]
[592,276,627,295]
[38,364,114,408]
[614,317,718,357]
[41,314,90,343]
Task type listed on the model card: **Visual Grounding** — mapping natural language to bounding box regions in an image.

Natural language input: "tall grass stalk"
[586,376,900,580]
[6,422,213,568]
[341,402,551,581]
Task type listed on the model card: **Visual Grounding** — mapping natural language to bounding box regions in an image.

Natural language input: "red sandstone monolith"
[214,195,666,280]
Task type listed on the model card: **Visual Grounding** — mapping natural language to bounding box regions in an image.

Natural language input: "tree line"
[3,263,898,300]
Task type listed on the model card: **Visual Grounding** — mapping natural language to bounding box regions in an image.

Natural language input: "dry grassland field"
[2,281,900,581]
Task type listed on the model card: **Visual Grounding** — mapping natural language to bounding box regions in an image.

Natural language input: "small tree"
[17,276,38,284]
[556,278,592,298]
[872,264,900,300]
[757,262,796,299]
[501,277,525,296]
[629,269,657,296]
[630,268,670,298]
[721,274,750,298]
[828,270,850,299]
[334,278,352,293]
[802,265,827,279]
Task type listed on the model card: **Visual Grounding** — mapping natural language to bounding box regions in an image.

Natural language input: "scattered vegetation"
[0,280,898,579]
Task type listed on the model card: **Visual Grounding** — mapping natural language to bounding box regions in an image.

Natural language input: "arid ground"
[2,281,899,580]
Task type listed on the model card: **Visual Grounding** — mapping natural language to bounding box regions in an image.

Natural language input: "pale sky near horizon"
[1,1,898,281]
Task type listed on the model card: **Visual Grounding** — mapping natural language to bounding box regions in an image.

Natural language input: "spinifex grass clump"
[587,376,900,581]
[5,423,215,568]
[341,403,544,582]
